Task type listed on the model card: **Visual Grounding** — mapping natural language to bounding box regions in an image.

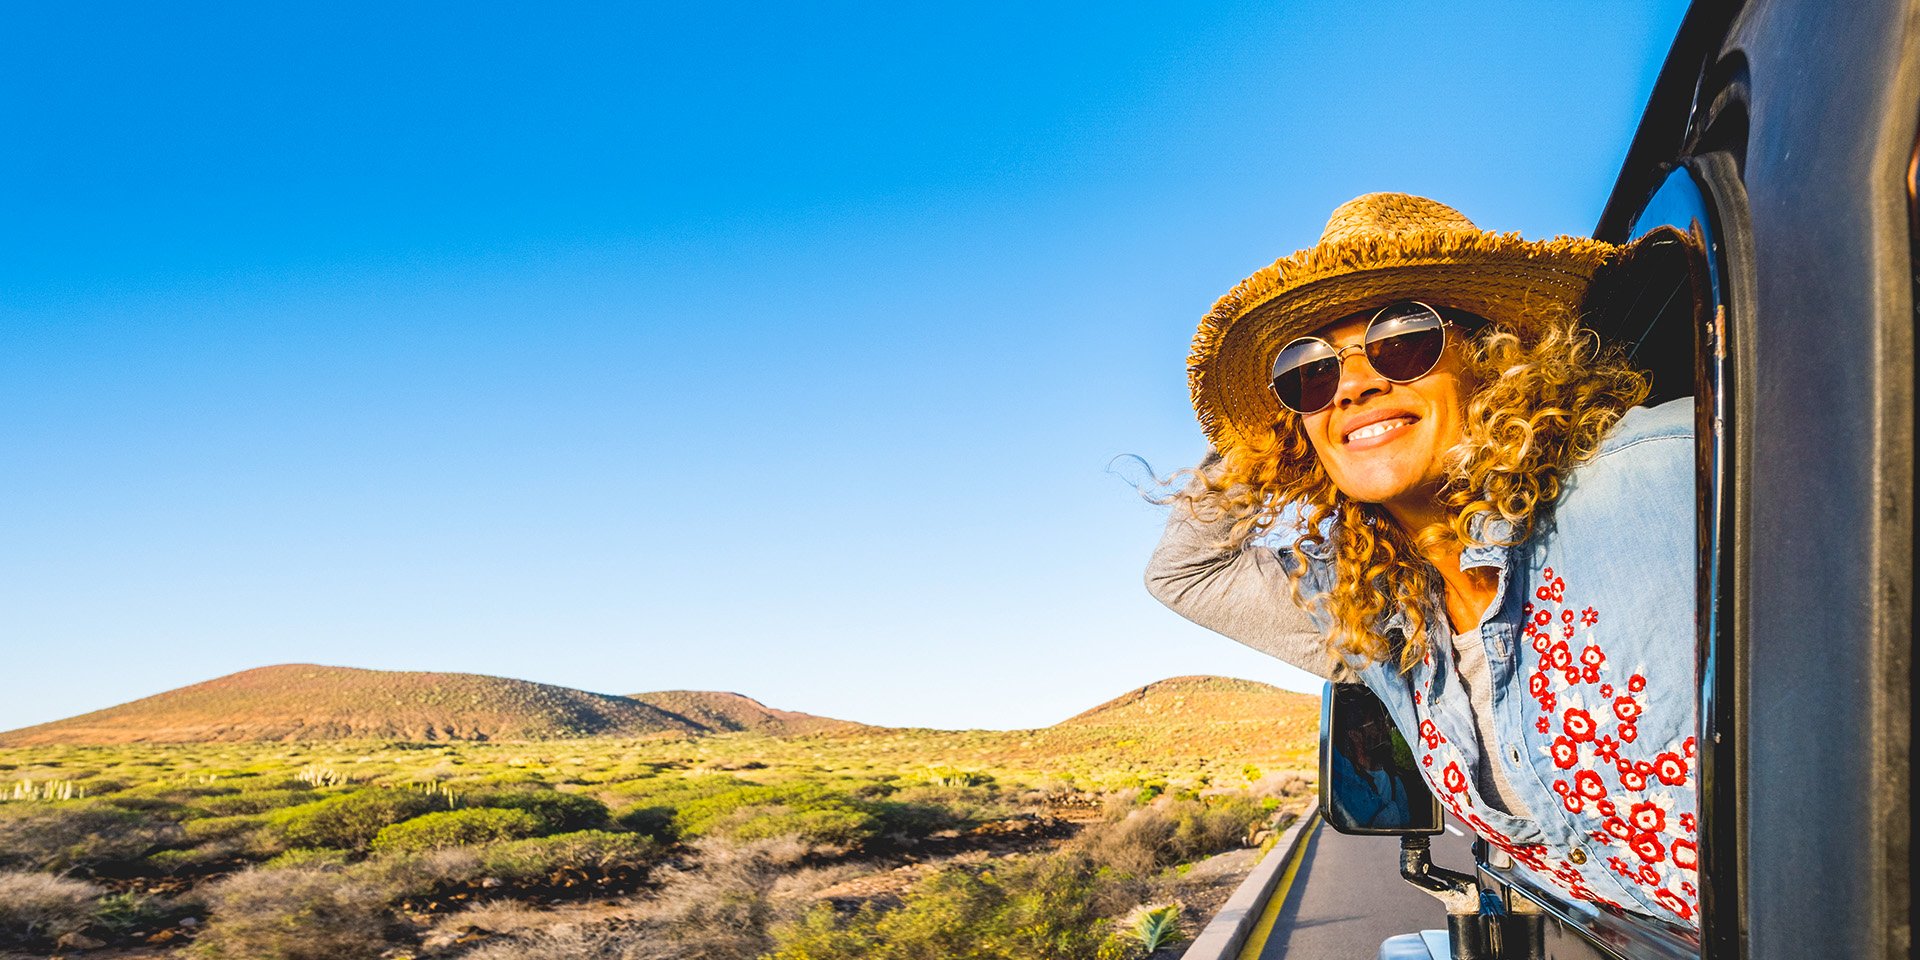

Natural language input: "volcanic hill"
[0,665,712,745]
[1056,675,1318,746]
[624,690,859,736]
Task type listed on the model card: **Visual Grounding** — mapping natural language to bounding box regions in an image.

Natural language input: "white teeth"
[1345,418,1413,442]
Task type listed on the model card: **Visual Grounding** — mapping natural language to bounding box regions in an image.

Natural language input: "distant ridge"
[0,665,704,745]
[0,667,1302,746]
[1058,675,1318,729]
[625,690,863,737]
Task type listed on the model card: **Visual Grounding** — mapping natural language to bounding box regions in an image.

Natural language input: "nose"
[1331,345,1390,408]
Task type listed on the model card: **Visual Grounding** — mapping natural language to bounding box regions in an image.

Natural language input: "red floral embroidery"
[1563,708,1597,742]
[1629,801,1666,833]
[1654,889,1694,920]
[1654,752,1688,786]
[1551,737,1579,769]
[1671,839,1698,870]
[1407,565,1696,924]
[1574,770,1606,799]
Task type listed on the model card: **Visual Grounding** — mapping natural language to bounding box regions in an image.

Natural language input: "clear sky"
[1,2,1692,733]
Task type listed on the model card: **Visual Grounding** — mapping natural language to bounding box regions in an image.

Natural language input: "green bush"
[770,851,1135,960]
[464,788,609,834]
[263,848,351,870]
[194,789,318,817]
[613,804,675,840]
[269,788,438,850]
[477,830,661,881]
[370,808,542,853]
[673,783,881,847]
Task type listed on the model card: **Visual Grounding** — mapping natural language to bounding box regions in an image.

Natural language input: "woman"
[1146,193,1699,925]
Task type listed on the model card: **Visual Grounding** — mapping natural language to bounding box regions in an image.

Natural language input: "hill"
[1057,675,1318,735]
[0,665,704,745]
[625,690,862,736]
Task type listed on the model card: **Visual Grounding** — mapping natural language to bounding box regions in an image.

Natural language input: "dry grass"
[461,837,832,960]
[0,870,103,941]
[193,865,390,960]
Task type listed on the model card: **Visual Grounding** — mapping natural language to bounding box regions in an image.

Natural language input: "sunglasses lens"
[1270,338,1341,413]
[1365,303,1446,382]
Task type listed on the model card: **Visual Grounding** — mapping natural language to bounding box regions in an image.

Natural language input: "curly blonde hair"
[1178,300,1651,673]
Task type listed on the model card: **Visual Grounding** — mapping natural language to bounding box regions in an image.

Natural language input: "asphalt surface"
[1249,816,1477,959]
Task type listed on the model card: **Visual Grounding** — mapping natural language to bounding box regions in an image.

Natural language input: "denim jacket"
[1145,398,1698,925]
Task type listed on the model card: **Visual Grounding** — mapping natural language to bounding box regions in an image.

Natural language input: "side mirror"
[1320,682,1443,836]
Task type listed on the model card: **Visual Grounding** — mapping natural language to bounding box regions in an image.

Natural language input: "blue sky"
[1,2,1691,732]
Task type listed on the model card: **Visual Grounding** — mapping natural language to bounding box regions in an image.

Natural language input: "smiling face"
[1299,311,1478,527]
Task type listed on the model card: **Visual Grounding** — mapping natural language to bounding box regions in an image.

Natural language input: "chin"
[1327,465,1429,505]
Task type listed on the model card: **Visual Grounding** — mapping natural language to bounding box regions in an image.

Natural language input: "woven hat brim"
[1188,228,1619,453]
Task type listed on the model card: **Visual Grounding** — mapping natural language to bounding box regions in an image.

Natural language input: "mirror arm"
[1399,834,1481,912]
[1400,836,1493,959]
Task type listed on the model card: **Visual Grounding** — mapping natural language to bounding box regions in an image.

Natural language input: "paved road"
[1248,817,1477,959]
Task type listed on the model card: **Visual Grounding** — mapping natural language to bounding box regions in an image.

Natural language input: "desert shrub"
[0,870,103,942]
[464,788,610,833]
[1168,795,1268,861]
[600,774,755,806]
[770,850,1135,960]
[264,848,351,870]
[478,830,661,881]
[351,847,484,899]
[90,890,188,937]
[370,808,542,853]
[183,812,273,844]
[903,766,995,788]
[0,803,185,872]
[194,865,390,960]
[614,803,676,840]
[875,783,1010,833]
[457,925,651,960]
[1074,795,1264,881]
[674,783,880,847]
[194,788,318,817]
[1076,805,1178,879]
[269,788,438,850]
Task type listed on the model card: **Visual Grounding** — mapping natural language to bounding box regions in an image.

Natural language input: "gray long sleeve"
[1143,481,1336,680]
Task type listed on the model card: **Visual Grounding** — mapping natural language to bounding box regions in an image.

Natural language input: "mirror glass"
[1320,682,1442,835]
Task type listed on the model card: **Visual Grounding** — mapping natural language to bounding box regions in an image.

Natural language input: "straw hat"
[1188,192,1621,453]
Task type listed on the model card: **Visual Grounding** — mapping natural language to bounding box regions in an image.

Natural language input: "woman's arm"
[1143,458,1334,679]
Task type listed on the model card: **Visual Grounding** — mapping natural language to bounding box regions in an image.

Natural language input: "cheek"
[1302,414,1338,460]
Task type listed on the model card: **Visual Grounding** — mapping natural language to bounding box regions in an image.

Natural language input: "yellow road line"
[1235,817,1319,960]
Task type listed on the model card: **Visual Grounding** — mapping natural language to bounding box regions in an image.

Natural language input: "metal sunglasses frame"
[1267,300,1456,415]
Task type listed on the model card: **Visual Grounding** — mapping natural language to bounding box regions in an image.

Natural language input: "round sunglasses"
[1267,301,1465,415]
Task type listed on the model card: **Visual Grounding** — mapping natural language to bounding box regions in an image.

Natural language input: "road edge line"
[1181,810,1319,960]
